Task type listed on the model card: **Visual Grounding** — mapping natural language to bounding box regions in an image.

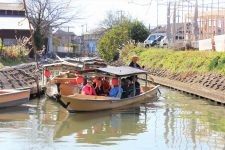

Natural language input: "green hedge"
[121,47,225,76]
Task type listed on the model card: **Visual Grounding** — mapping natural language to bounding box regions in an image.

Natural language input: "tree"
[99,10,129,29]
[98,20,150,62]
[22,0,80,59]
[98,21,129,62]
[129,21,150,43]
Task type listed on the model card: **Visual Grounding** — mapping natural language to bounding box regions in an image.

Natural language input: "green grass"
[121,47,225,76]
[0,57,29,69]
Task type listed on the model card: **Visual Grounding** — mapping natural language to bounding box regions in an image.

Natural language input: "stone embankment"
[0,63,42,95]
[111,60,225,104]
[147,68,225,104]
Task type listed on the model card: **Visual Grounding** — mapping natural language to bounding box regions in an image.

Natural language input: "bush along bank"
[120,47,225,102]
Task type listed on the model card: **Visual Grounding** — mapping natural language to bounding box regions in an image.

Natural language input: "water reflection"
[54,106,149,145]
[159,88,225,150]
[0,106,29,121]
[0,88,224,150]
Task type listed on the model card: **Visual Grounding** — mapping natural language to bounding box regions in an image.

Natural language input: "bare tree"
[22,0,80,59]
[99,10,129,29]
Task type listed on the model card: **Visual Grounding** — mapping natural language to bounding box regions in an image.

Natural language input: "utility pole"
[116,10,124,22]
[60,26,75,56]
[60,26,75,44]
[81,24,88,56]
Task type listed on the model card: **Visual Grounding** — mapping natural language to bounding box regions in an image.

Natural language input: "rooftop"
[0,3,24,11]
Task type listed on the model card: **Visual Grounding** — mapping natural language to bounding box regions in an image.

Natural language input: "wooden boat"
[0,89,30,108]
[59,66,159,112]
[44,58,107,98]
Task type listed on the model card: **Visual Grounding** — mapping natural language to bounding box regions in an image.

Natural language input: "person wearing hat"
[81,78,96,95]
[129,55,141,69]
[109,78,123,98]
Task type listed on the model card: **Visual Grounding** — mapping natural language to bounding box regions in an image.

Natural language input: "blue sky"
[0,0,167,35]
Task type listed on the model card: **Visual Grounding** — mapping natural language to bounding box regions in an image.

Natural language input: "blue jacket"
[109,85,123,98]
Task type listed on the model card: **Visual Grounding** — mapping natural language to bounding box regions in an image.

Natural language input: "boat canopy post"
[145,73,147,87]
[118,77,122,99]
[133,75,136,96]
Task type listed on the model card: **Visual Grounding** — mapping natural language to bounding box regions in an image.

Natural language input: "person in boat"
[133,77,141,96]
[129,55,141,69]
[102,77,111,95]
[129,55,145,69]
[81,78,96,95]
[126,77,135,97]
[94,77,107,96]
[121,78,128,99]
[109,78,123,98]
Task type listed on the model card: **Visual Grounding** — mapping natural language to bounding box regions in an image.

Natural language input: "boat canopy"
[43,61,83,68]
[96,66,147,77]
[64,57,107,66]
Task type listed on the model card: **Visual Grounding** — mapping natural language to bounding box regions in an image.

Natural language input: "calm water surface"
[0,87,225,150]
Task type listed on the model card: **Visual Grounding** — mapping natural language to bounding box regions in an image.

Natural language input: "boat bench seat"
[141,86,154,93]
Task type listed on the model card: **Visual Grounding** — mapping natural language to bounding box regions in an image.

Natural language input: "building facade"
[0,3,30,46]
[80,28,105,56]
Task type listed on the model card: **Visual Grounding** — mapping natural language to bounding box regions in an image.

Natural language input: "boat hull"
[0,89,30,108]
[60,86,159,112]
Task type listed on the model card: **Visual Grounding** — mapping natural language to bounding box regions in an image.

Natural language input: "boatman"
[129,55,141,69]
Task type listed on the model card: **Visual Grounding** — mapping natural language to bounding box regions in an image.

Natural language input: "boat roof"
[96,66,147,77]
[43,61,83,68]
[64,57,106,64]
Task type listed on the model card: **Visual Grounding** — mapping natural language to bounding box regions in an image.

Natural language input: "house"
[54,29,76,46]
[53,29,79,56]
[80,28,105,56]
[0,3,30,46]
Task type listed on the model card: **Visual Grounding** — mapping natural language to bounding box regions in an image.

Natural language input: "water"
[0,87,224,150]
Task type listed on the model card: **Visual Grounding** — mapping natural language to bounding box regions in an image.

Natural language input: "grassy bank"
[121,47,225,76]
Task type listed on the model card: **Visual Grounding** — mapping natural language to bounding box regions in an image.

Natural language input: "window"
[149,35,156,41]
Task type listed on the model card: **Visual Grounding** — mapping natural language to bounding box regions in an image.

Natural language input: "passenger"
[92,76,99,88]
[95,78,106,96]
[121,78,128,99]
[109,78,123,98]
[133,77,141,95]
[81,78,96,95]
[102,77,111,95]
[126,77,135,97]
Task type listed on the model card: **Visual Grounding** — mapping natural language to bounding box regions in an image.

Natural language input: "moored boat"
[43,57,107,98]
[59,66,160,112]
[0,89,30,108]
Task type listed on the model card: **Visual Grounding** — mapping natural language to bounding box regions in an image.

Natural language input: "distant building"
[80,28,105,56]
[53,29,79,56]
[54,29,76,46]
[0,3,30,46]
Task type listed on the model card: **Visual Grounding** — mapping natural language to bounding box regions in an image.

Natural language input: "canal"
[0,87,224,150]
